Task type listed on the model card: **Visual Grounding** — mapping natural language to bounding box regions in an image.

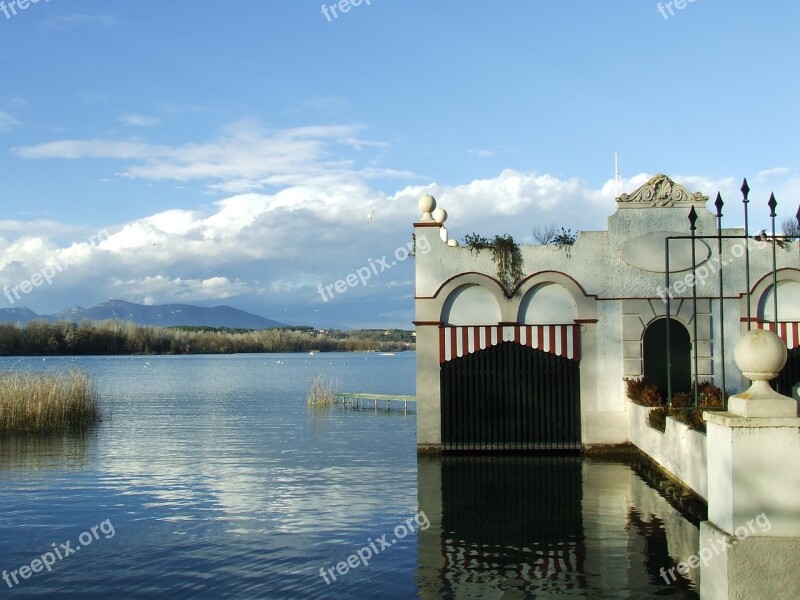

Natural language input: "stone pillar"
[414,194,444,453]
[701,328,800,598]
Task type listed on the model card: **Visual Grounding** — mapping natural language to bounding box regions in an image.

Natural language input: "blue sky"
[1,0,798,328]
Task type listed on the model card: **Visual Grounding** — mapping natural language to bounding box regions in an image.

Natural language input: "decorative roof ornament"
[616,174,708,207]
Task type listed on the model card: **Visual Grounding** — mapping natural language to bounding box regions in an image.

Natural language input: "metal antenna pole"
[714,193,727,403]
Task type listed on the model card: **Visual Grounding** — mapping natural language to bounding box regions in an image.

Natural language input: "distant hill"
[0,299,284,329]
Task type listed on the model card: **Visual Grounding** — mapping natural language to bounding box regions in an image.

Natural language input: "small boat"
[308,352,315,356]
[378,352,397,356]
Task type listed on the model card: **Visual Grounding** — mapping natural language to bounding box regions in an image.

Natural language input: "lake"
[0,353,701,598]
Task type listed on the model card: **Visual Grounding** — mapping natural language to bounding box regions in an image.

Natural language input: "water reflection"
[417,455,702,598]
[0,429,97,472]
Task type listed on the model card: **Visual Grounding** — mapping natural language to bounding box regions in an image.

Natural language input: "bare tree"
[532,224,557,245]
[782,217,799,241]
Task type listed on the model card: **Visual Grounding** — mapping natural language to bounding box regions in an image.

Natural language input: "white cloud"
[4,133,796,325]
[13,121,395,194]
[468,146,513,158]
[112,275,252,303]
[0,111,20,131]
[756,167,790,179]
[43,14,117,29]
[118,114,161,127]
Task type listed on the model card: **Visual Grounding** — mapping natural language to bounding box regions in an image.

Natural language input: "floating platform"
[335,393,416,413]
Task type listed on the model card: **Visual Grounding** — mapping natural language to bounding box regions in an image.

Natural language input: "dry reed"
[0,370,101,433]
[306,374,338,407]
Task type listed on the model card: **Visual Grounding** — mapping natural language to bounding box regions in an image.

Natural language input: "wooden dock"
[335,393,416,413]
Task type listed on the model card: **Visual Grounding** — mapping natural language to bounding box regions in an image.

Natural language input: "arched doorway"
[643,318,691,399]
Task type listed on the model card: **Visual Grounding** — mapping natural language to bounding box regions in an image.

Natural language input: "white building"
[413,174,800,453]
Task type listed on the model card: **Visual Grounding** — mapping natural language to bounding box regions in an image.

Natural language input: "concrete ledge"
[704,412,800,428]
[416,444,443,456]
[582,442,638,455]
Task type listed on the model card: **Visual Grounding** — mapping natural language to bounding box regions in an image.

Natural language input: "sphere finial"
[418,195,436,222]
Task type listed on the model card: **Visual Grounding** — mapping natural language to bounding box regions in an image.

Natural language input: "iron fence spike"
[741,178,750,200]
[768,192,777,217]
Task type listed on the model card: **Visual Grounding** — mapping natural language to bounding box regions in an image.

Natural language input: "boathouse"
[413,174,800,453]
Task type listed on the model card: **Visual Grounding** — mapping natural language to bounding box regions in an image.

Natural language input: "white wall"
[627,401,708,499]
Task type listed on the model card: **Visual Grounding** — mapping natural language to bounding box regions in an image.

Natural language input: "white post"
[701,329,800,598]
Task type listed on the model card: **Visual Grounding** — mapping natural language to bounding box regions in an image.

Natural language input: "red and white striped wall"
[754,321,800,350]
[439,324,580,363]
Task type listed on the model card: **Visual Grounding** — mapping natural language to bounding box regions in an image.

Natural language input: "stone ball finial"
[432,207,448,224]
[418,195,436,222]
[734,329,788,381]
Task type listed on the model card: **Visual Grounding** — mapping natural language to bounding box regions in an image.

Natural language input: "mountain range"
[0,299,284,330]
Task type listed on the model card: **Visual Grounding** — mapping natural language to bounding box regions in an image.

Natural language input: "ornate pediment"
[616,174,708,207]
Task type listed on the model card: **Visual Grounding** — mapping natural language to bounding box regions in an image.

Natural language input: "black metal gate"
[774,346,800,396]
[440,342,581,451]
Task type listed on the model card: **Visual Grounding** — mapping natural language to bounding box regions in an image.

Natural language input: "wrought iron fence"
[664,178,800,407]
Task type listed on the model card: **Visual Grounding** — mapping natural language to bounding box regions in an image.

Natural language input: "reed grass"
[306,374,338,407]
[0,370,101,433]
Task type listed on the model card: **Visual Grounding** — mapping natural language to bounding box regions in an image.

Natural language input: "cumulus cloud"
[9,119,798,326]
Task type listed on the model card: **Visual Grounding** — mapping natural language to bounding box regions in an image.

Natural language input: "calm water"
[0,353,700,598]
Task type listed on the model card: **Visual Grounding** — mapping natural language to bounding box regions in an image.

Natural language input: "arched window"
[643,318,691,398]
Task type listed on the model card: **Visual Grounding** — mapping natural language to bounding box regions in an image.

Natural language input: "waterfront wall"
[627,401,708,499]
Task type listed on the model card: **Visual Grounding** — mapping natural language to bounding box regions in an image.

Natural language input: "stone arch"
[757,281,800,322]
[515,271,596,322]
[440,281,503,326]
[518,282,578,324]
[748,268,800,322]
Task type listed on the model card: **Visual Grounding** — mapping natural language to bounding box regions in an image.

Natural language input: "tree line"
[0,321,415,356]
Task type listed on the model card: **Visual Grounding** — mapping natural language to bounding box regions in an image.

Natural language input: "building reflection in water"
[417,454,703,598]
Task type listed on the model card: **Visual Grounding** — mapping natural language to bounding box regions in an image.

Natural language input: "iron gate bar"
[768,193,779,328]
[768,194,781,394]
[715,193,727,402]
[665,238,672,406]
[689,206,700,406]
[742,179,752,331]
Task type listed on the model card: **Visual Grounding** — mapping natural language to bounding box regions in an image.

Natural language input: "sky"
[1,0,799,329]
